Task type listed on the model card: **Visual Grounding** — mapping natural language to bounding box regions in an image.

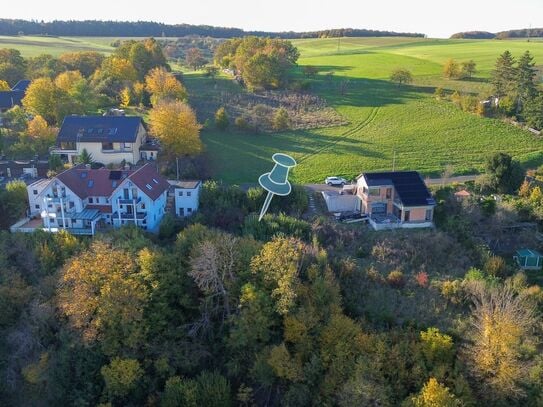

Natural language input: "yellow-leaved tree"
[464,281,537,402]
[57,241,148,356]
[22,78,57,124]
[0,80,10,90]
[145,67,187,106]
[54,70,84,93]
[411,377,461,407]
[27,115,56,152]
[148,100,202,159]
[99,56,138,82]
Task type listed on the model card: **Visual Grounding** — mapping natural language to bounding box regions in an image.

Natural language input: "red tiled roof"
[56,164,168,201]
[56,165,133,199]
[127,163,170,201]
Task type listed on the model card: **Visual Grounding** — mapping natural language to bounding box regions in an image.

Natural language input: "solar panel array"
[364,171,435,207]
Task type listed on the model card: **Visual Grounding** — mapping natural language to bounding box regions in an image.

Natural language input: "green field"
[3,35,543,184]
[200,37,543,183]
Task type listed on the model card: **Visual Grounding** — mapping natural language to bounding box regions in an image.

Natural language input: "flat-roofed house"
[356,171,436,230]
[50,115,152,165]
[169,180,202,217]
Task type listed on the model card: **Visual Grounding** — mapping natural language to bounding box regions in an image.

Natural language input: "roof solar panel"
[109,171,122,180]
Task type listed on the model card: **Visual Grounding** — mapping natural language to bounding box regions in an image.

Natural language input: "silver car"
[325,176,348,186]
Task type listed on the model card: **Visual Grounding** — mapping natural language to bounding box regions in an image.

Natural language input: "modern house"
[356,171,436,230]
[50,115,159,165]
[168,180,202,217]
[0,80,30,113]
[21,163,170,235]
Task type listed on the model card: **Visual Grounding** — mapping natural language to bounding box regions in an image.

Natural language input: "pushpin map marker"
[258,153,297,221]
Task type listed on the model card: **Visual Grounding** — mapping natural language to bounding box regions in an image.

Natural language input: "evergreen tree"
[492,51,516,97]
[516,50,538,109]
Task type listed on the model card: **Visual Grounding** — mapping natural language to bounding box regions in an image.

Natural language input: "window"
[89,197,93,203]
[179,207,184,216]
[362,187,368,194]
[386,188,392,199]
[178,191,183,196]
[188,208,192,213]
[33,189,38,195]
[404,210,410,222]
[102,142,114,150]
[425,209,433,221]
[146,184,152,190]
[369,188,380,196]
[69,202,74,209]
[187,191,192,197]
[35,204,40,209]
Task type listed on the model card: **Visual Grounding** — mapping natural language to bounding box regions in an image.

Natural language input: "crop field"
[3,35,543,183]
[200,37,543,184]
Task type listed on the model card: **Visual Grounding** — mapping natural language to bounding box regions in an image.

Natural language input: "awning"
[72,208,101,221]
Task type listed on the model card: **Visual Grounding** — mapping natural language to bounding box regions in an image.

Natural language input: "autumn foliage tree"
[148,100,202,159]
[57,241,148,356]
[145,67,187,106]
[464,281,537,402]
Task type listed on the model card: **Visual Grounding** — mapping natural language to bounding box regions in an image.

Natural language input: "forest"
[0,19,424,39]
[1,169,543,406]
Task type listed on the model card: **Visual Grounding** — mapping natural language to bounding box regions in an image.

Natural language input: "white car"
[325,176,348,186]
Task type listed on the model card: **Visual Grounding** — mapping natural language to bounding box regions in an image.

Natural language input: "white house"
[50,115,159,165]
[169,180,202,217]
[22,163,170,235]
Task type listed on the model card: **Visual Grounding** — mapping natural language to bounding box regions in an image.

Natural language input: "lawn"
[198,37,543,184]
[0,36,115,57]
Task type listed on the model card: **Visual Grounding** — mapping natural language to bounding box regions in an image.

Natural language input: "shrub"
[273,107,289,131]
[415,271,429,287]
[386,269,405,288]
[483,256,507,278]
[215,107,229,130]
[235,116,248,130]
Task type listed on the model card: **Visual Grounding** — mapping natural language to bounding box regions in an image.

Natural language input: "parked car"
[325,176,348,186]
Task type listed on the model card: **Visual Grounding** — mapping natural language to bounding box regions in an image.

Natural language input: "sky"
[3,0,542,38]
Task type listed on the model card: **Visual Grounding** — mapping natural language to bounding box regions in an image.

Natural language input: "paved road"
[305,175,478,193]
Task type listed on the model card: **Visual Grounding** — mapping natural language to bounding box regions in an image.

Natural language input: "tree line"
[0,18,424,39]
[451,28,543,39]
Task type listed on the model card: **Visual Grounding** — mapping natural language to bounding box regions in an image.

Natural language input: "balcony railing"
[118,196,142,205]
[113,211,147,220]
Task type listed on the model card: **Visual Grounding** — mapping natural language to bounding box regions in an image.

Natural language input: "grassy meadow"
[199,37,543,183]
[3,35,543,183]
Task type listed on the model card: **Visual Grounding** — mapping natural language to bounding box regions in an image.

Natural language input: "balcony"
[113,211,147,220]
[118,196,142,205]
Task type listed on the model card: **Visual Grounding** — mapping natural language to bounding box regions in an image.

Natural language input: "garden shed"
[514,249,543,270]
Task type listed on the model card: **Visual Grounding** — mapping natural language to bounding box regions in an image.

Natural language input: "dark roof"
[0,160,49,178]
[12,80,30,92]
[363,171,435,207]
[0,80,30,110]
[0,90,25,109]
[55,163,168,201]
[57,116,143,143]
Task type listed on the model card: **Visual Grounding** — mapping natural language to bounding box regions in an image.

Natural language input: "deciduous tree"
[145,67,187,106]
[390,68,413,85]
[148,100,202,158]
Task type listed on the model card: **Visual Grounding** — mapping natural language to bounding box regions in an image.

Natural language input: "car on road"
[325,176,348,186]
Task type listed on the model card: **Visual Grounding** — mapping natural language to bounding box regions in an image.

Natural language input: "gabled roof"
[54,163,168,201]
[128,164,170,201]
[362,171,435,207]
[12,80,31,92]
[0,79,30,109]
[0,90,25,109]
[57,116,143,143]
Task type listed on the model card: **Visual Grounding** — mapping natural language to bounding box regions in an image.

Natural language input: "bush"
[235,116,248,130]
[386,269,405,288]
[273,107,289,131]
[215,107,229,131]
[242,213,311,241]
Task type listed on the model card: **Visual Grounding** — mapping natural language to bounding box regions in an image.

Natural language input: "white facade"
[21,165,169,235]
[169,181,201,217]
[51,123,148,166]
